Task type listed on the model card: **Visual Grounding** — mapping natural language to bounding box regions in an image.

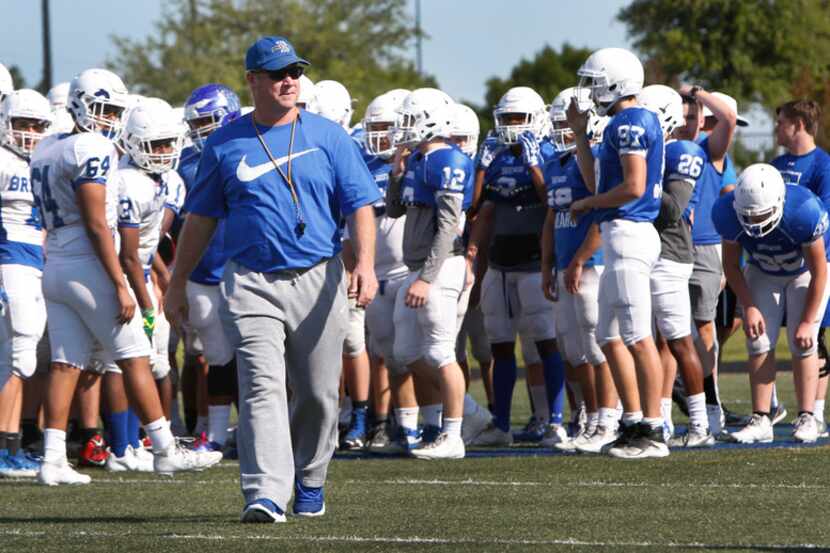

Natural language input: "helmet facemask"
[736,204,784,238]
[6,117,50,157]
[77,99,126,141]
[364,120,395,159]
[128,133,185,174]
[494,111,538,145]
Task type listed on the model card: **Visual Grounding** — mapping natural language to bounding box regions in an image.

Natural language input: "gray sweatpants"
[219,258,347,510]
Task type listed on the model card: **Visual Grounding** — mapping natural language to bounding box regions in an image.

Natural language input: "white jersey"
[30,132,119,258]
[0,147,43,268]
[162,168,186,219]
[117,159,184,270]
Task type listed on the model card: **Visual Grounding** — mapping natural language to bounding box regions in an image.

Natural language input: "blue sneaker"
[241,498,286,523]
[293,480,325,517]
[0,449,36,478]
[421,424,441,445]
[341,407,368,450]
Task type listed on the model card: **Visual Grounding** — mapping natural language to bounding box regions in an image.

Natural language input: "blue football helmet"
[183,83,241,151]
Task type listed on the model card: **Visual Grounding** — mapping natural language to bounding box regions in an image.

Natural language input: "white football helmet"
[577,48,644,116]
[0,89,53,157]
[297,75,316,109]
[449,103,480,157]
[47,82,70,111]
[733,163,786,237]
[549,87,595,151]
[362,91,403,158]
[122,101,186,174]
[0,64,13,101]
[67,68,129,140]
[310,80,353,130]
[493,86,546,145]
[638,84,684,137]
[395,88,454,146]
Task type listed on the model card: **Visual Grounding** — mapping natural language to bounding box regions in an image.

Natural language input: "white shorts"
[0,264,47,385]
[393,255,468,370]
[480,269,556,345]
[366,274,407,374]
[43,256,151,370]
[344,299,367,357]
[744,263,830,357]
[555,265,605,367]
[186,281,232,366]
[597,220,660,346]
[650,257,694,341]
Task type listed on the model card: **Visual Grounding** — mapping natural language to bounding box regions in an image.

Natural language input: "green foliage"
[7,65,27,90]
[467,43,593,138]
[108,0,435,119]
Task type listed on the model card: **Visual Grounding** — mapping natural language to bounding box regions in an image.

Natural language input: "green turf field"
[3,372,829,552]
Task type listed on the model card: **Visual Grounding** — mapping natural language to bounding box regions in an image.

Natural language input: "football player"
[32,68,221,485]
[567,48,667,459]
[0,63,13,102]
[386,88,474,459]
[714,164,829,443]
[0,89,52,477]
[770,100,830,436]
[638,85,713,447]
[46,82,74,135]
[180,83,242,453]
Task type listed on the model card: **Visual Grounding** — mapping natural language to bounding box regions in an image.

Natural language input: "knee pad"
[207,359,238,397]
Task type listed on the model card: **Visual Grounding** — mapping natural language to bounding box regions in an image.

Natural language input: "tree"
[618,0,830,147]
[466,43,593,138]
[7,65,27,90]
[108,0,436,118]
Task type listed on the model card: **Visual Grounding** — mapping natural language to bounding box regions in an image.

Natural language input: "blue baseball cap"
[245,36,310,72]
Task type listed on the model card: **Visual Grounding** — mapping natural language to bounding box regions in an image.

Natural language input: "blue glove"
[518,131,542,167]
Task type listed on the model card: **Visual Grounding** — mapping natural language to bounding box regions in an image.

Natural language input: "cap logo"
[272,40,291,54]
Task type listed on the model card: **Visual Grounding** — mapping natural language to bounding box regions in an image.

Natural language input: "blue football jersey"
[178,145,227,286]
[400,144,473,210]
[596,106,664,223]
[713,185,829,277]
[361,151,391,209]
[545,149,603,271]
[665,140,706,187]
[685,135,735,245]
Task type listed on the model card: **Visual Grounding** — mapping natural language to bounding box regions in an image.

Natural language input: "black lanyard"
[252,113,306,238]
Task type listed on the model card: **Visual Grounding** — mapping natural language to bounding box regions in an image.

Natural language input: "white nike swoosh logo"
[235,148,319,182]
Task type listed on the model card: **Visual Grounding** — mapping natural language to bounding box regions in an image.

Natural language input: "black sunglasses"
[259,64,304,81]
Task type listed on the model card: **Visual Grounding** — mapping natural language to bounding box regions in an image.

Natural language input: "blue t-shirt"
[545,149,603,271]
[178,145,228,285]
[685,135,737,245]
[400,144,474,210]
[186,112,381,273]
[713,185,828,277]
[596,106,664,223]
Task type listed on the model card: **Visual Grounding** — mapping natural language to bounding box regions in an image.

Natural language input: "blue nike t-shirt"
[186,111,381,272]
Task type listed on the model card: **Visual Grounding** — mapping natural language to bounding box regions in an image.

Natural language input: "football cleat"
[411,432,465,460]
[513,418,546,443]
[241,499,286,523]
[792,412,819,443]
[153,443,223,475]
[462,405,492,445]
[608,423,670,459]
[340,408,368,451]
[667,425,715,448]
[470,423,513,447]
[106,448,138,472]
[379,427,421,455]
[132,445,155,472]
[78,433,109,467]
[366,421,392,452]
[817,419,829,439]
[421,424,441,445]
[576,424,620,454]
[727,413,773,444]
[0,449,39,478]
[771,404,788,426]
[540,423,569,448]
[38,460,91,486]
[606,423,641,457]
[293,480,326,517]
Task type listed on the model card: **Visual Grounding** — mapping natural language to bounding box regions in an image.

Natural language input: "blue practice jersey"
[713,185,828,277]
[178,145,228,285]
[186,111,380,273]
[685,135,735,245]
[545,149,603,271]
[596,106,664,223]
[400,144,474,210]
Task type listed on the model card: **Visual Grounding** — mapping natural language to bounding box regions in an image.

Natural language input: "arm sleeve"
[333,132,382,217]
[655,179,694,231]
[184,142,225,218]
[419,190,463,283]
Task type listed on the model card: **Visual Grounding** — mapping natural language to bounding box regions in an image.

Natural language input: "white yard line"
[349,478,829,490]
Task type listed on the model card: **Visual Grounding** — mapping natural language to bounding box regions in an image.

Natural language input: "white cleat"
[462,406,492,445]
[106,447,138,472]
[132,445,155,472]
[153,443,223,475]
[575,425,619,454]
[818,419,829,439]
[771,404,788,426]
[728,414,773,444]
[470,423,513,447]
[541,423,569,448]
[38,460,91,486]
[668,425,715,448]
[410,432,465,460]
[793,413,819,443]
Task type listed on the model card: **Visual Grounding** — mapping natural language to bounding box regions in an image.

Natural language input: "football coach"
[165,36,380,523]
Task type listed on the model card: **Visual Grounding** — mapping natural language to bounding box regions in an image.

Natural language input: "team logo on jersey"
[553,187,573,208]
[778,170,803,185]
[272,40,291,53]
[235,149,319,182]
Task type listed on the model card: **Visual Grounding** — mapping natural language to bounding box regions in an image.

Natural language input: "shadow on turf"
[0,515,226,524]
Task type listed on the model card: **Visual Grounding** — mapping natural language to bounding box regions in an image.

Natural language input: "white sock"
[442,417,462,438]
[660,398,673,429]
[463,394,480,417]
[43,428,67,464]
[622,411,643,427]
[395,407,419,431]
[194,415,208,436]
[643,416,663,430]
[530,385,549,424]
[144,417,174,453]
[771,384,779,410]
[421,404,442,428]
[208,404,232,446]
[587,411,599,428]
[599,407,619,429]
[687,392,708,430]
[816,399,826,423]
